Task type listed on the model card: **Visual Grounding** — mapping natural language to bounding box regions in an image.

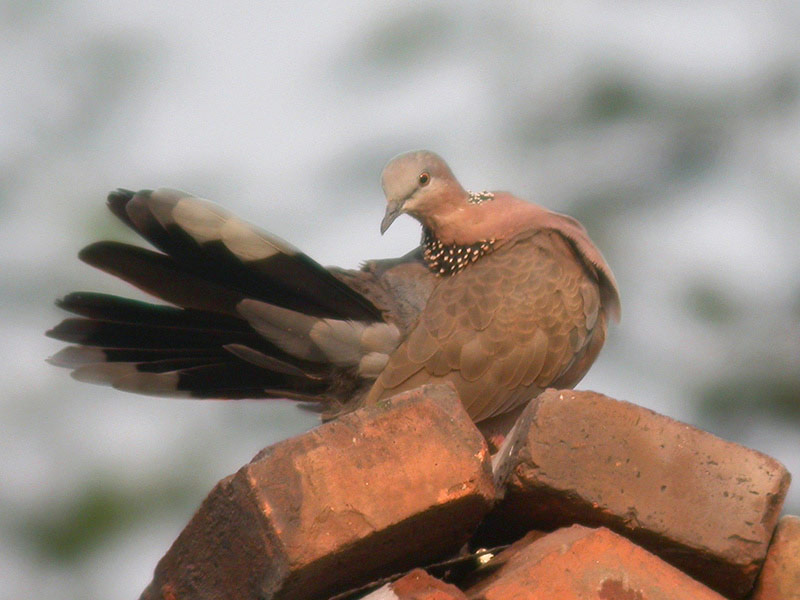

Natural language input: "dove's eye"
[418,172,430,186]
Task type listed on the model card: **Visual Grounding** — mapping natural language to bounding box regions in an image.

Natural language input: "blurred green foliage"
[685,282,739,326]
[700,376,800,431]
[17,478,197,563]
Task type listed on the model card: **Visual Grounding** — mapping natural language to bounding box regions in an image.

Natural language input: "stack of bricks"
[139,385,797,600]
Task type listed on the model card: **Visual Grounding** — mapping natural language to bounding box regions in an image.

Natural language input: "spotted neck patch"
[467,189,495,204]
[422,228,497,276]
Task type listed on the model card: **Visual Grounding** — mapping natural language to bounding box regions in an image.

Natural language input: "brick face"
[140,475,270,600]
[750,515,800,600]
[140,384,495,600]
[466,525,726,600]
[488,389,791,599]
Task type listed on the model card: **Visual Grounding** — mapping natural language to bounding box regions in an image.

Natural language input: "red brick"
[141,384,495,600]
[139,475,260,600]
[467,525,726,600]
[750,515,800,600]
[489,389,791,599]
[361,569,468,600]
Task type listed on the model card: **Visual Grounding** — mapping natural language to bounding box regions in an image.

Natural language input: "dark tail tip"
[106,188,135,212]
[107,188,148,225]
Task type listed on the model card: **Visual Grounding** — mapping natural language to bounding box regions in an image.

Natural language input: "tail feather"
[72,358,213,384]
[47,188,410,405]
[223,343,323,379]
[108,360,325,400]
[79,242,245,316]
[47,346,218,368]
[109,189,235,271]
[47,317,265,350]
[106,189,382,320]
[56,292,250,330]
[50,337,328,400]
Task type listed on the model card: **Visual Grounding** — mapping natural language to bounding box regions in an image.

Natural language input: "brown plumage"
[366,150,619,421]
[46,150,619,423]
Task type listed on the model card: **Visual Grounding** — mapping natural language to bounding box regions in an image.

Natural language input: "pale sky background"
[2,2,799,599]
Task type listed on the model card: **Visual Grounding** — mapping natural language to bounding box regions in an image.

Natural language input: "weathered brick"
[141,384,495,600]
[488,389,791,599]
[139,475,262,600]
[362,569,468,600]
[467,525,726,600]
[750,515,800,600]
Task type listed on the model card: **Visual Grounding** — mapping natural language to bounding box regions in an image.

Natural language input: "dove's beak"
[380,198,405,234]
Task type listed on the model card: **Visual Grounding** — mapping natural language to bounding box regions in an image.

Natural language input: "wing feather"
[367,230,609,421]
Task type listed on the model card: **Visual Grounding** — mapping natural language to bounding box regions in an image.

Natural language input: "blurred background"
[2,1,799,598]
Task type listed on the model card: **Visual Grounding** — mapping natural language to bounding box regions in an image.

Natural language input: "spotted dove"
[47,150,620,423]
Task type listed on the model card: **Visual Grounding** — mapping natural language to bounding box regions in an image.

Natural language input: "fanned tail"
[46,189,393,405]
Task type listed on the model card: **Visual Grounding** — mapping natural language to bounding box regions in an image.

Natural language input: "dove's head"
[380,150,467,234]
